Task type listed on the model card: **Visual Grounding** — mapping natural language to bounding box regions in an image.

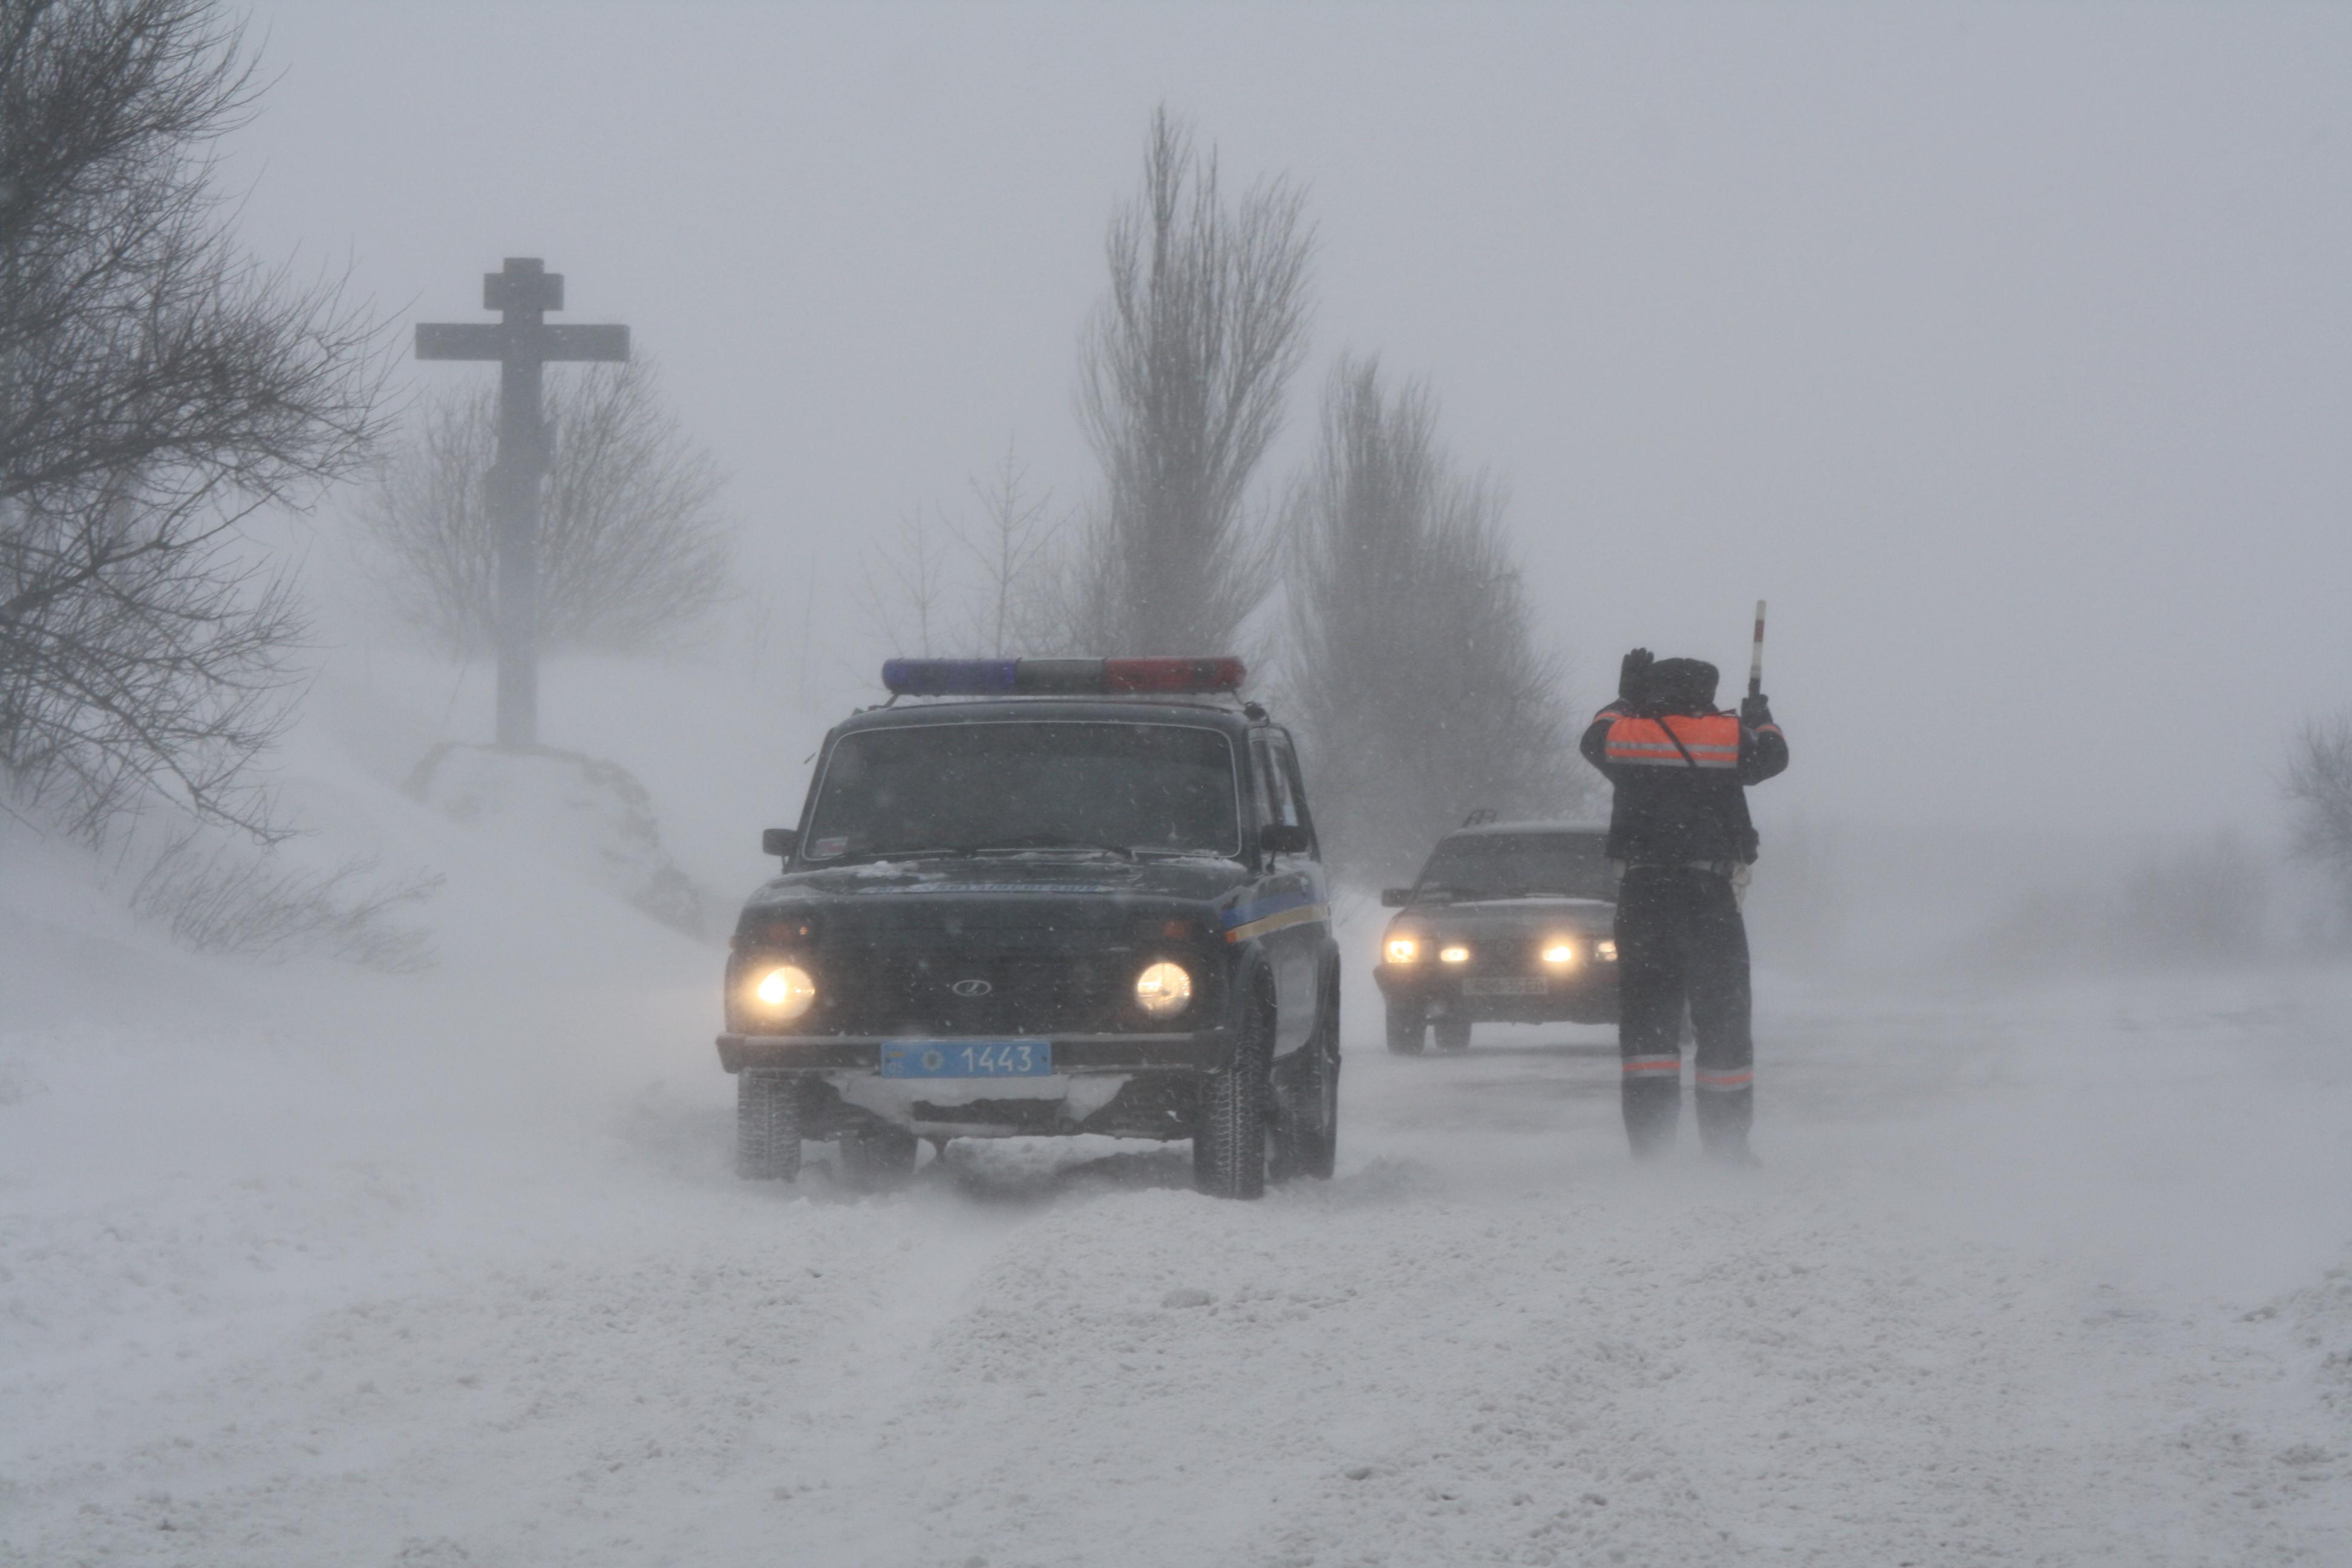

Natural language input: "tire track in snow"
[9,978,2352,1566]
[4,1178,1013,1568]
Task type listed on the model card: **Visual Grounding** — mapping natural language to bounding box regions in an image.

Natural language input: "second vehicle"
[1372,820,1620,1053]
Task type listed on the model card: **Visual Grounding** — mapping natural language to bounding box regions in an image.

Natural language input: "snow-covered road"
[5,869,2351,1566]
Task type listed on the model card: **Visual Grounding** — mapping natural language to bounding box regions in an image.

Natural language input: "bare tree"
[362,355,731,657]
[1285,356,1579,883]
[1063,107,1313,655]
[855,444,1060,667]
[0,0,388,841]
[857,503,955,659]
[956,443,1057,656]
[2285,713,2352,912]
[129,829,440,970]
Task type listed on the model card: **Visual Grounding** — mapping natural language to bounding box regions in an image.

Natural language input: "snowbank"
[3,671,2350,1564]
[407,742,707,936]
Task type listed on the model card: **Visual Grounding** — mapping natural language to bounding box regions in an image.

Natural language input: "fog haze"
[227,1,2352,835]
[13,9,2352,1561]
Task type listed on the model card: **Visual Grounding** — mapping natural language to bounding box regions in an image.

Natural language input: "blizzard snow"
[5,698,2351,1566]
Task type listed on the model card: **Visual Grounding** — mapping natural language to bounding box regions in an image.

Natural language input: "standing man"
[1580,650,1788,1163]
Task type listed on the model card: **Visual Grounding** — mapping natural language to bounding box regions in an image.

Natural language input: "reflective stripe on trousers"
[1614,865,1754,1155]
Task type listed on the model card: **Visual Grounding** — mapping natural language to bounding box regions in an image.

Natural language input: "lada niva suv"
[717,657,1339,1199]
[1373,822,1620,1053]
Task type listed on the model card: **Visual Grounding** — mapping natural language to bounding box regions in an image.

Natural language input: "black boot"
[1694,1081,1756,1166]
[1621,1076,1680,1160]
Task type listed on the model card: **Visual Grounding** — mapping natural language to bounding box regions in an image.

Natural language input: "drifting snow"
[407,741,707,935]
[2,673,2348,1564]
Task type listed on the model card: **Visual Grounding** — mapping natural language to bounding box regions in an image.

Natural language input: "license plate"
[1463,978,1547,996]
[879,1039,1053,1078]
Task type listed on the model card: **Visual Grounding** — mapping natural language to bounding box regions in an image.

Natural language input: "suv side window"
[1270,733,1318,852]
[1250,734,1289,830]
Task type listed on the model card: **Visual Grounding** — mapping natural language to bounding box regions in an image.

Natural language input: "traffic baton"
[1748,599,1767,699]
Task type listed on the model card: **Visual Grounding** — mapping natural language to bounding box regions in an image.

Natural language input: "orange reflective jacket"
[1580,705,1789,863]
[1602,713,1741,770]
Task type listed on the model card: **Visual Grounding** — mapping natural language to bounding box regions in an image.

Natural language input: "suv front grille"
[811,947,1151,1036]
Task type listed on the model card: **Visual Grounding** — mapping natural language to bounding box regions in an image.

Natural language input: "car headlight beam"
[1385,936,1419,964]
[1542,942,1576,965]
[750,962,816,1022]
[1439,944,1470,964]
[1135,960,1193,1018]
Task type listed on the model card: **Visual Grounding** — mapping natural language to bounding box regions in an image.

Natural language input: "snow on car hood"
[746,854,1250,911]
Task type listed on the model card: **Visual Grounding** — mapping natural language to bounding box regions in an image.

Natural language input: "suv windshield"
[1416,832,1612,900]
[803,720,1241,861]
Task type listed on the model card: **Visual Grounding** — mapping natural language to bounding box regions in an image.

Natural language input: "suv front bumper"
[716,1028,1234,1075]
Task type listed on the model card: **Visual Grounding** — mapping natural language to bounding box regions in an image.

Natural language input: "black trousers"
[1614,866,1754,1156]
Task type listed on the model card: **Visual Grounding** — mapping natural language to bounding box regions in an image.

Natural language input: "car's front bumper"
[716,1028,1234,1075]
[1372,961,1617,1018]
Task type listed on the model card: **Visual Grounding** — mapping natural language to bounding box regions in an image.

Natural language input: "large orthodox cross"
[416,258,630,747]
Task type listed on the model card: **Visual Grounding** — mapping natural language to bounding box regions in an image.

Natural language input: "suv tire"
[736,1071,803,1181]
[1433,1017,1472,1053]
[838,1125,920,1190]
[1279,979,1341,1180]
[1385,1001,1425,1055]
[1195,987,1273,1200]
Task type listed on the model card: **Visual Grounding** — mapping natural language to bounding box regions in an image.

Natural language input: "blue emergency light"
[881,656,1246,697]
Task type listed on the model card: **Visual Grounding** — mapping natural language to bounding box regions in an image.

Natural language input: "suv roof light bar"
[882,656,1246,697]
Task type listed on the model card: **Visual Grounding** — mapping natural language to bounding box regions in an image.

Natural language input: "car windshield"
[1416,833,1612,900]
[803,720,1242,861]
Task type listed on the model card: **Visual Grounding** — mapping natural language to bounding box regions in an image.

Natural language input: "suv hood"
[745,854,1251,915]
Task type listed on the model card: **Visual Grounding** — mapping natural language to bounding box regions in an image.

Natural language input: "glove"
[1740,691,1775,728]
[1617,648,1654,709]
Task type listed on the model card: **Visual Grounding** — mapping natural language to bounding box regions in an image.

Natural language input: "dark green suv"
[717,658,1339,1199]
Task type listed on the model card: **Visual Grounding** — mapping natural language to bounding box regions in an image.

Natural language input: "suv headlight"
[1542,942,1576,965]
[748,962,816,1022]
[1385,936,1419,964]
[1439,944,1470,964]
[1135,961,1192,1018]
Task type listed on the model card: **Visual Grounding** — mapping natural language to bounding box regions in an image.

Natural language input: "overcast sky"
[228,2,2352,837]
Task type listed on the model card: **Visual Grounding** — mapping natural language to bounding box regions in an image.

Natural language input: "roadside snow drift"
[4,687,2350,1566]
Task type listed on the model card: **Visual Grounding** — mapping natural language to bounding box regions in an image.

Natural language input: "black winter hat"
[1647,657,1719,714]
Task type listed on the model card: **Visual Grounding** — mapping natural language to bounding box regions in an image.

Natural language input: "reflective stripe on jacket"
[1579,704,1789,864]
[1602,714,1741,769]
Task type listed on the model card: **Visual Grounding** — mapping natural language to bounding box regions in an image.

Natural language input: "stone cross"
[416,258,630,747]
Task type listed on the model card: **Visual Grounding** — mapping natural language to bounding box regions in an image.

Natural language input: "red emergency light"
[881,656,1246,697]
[1103,657,1247,693]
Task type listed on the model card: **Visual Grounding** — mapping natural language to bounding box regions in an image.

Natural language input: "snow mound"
[405,742,707,935]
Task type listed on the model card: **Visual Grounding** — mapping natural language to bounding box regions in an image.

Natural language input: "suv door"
[1250,729,1328,1056]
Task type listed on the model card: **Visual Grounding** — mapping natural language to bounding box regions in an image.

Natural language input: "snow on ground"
[5,696,2351,1564]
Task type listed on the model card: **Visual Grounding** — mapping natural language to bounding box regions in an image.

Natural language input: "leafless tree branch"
[1060,106,1313,656]
[361,354,733,658]
[128,827,440,970]
[1284,354,1581,881]
[0,0,393,840]
[2285,713,2352,915]
[856,503,954,660]
[955,442,1059,656]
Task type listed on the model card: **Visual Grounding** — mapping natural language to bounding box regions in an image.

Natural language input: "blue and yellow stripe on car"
[1223,889,1330,943]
